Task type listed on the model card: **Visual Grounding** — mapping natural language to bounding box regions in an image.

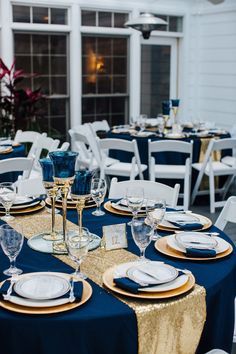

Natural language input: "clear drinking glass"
[0,224,24,276]
[66,227,90,279]
[0,182,16,221]
[131,217,153,260]
[126,186,144,225]
[145,200,166,241]
[91,178,107,216]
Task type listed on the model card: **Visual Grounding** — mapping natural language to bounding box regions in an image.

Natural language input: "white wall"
[187,1,236,130]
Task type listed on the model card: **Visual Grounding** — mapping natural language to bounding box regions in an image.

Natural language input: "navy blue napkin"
[186,248,216,258]
[168,221,203,230]
[114,271,184,294]
[13,195,45,207]
[0,279,83,301]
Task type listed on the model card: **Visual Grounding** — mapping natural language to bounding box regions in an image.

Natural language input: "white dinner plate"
[8,295,70,308]
[175,232,218,250]
[164,212,200,224]
[167,234,230,255]
[127,262,178,285]
[160,213,210,230]
[165,133,185,139]
[14,273,70,300]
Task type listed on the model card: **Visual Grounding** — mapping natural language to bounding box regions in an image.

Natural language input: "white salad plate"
[14,273,70,300]
[167,233,230,255]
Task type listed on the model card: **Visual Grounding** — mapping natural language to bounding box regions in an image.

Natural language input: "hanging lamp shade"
[124,13,168,39]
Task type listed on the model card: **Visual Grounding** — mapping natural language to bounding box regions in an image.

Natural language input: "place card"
[103,224,128,251]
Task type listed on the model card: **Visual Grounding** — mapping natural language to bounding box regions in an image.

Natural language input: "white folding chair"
[108,177,180,208]
[215,196,236,345]
[90,120,110,135]
[98,138,147,181]
[17,176,45,196]
[148,139,193,210]
[33,136,60,160]
[0,157,34,180]
[191,138,236,213]
[13,130,47,158]
[58,142,70,151]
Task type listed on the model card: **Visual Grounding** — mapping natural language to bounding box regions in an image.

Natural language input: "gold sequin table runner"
[9,212,206,354]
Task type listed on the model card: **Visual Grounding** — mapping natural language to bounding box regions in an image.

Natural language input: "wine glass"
[66,227,90,279]
[139,114,147,132]
[91,178,107,216]
[131,217,153,260]
[126,186,144,225]
[145,200,166,240]
[0,182,16,221]
[0,224,24,276]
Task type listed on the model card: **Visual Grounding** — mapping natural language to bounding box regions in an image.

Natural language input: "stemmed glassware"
[126,186,144,225]
[0,182,16,221]
[0,224,24,276]
[91,178,107,216]
[145,200,166,240]
[131,217,153,260]
[66,227,90,279]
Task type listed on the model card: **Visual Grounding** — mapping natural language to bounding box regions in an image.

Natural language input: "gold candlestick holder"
[52,177,74,254]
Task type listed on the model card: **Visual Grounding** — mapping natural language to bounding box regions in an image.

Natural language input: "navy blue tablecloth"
[0,144,25,182]
[68,204,236,354]
[0,204,235,354]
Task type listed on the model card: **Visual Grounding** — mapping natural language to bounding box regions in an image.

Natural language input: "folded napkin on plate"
[0,279,83,302]
[114,271,184,294]
[186,248,216,258]
[13,195,46,207]
[168,221,203,230]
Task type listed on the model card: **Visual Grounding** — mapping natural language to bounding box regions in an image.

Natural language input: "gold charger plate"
[0,201,45,215]
[155,236,233,261]
[104,201,145,217]
[0,275,92,315]
[158,213,212,232]
[103,266,195,299]
[46,198,96,210]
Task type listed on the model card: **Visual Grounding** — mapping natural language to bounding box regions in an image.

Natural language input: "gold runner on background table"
[9,212,206,354]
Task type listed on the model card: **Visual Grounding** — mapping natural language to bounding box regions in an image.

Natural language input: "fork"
[3,277,17,301]
[69,276,75,303]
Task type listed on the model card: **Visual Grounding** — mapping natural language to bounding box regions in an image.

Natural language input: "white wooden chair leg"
[191,169,204,204]
[183,175,189,210]
[222,175,235,200]
[209,172,215,213]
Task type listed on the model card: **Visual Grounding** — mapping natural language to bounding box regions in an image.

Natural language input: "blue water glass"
[39,158,54,182]
[49,151,78,179]
[162,100,171,115]
[171,99,180,107]
[71,170,94,196]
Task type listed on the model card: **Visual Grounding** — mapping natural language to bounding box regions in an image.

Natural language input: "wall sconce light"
[125,13,167,39]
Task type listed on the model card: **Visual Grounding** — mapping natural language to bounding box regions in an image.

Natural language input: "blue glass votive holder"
[171,99,180,107]
[71,170,94,196]
[39,158,54,182]
[49,151,78,179]
[162,101,171,115]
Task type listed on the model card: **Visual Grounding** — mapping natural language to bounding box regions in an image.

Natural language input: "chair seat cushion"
[153,164,187,178]
[105,163,147,177]
[192,161,236,175]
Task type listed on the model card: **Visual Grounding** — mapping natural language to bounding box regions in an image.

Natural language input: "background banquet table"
[107,129,231,182]
[0,203,235,354]
[0,144,25,182]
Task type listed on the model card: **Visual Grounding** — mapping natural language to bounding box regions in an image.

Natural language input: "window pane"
[113,58,126,75]
[15,56,31,74]
[113,38,127,56]
[82,98,95,115]
[98,12,111,27]
[82,77,96,94]
[50,99,66,116]
[169,16,183,32]
[15,34,31,54]
[114,13,128,28]
[51,77,67,95]
[33,7,49,24]
[33,77,50,94]
[51,8,67,25]
[33,56,49,75]
[51,57,67,75]
[82,37,96,55]
[113,77,126,93]
[13,5,30,23]
[33,35,49,55]
[51,36,67,55]
[97,38,112,56]
[81,10,96,26]
[97,76,111,93]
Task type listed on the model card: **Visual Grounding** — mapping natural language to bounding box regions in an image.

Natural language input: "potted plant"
[0,58,46,138]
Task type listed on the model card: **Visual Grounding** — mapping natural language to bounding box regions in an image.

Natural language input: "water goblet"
[131,217,153,260]
[0,182,16,221]
[0,224,24,276]
[91,178,107,216]
[66,227,90,279]
[145,200,166,240]
[139,114,147,132]
[126,186,144,225]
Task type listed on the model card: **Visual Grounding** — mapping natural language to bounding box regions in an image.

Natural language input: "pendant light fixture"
[124,13,168,39]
